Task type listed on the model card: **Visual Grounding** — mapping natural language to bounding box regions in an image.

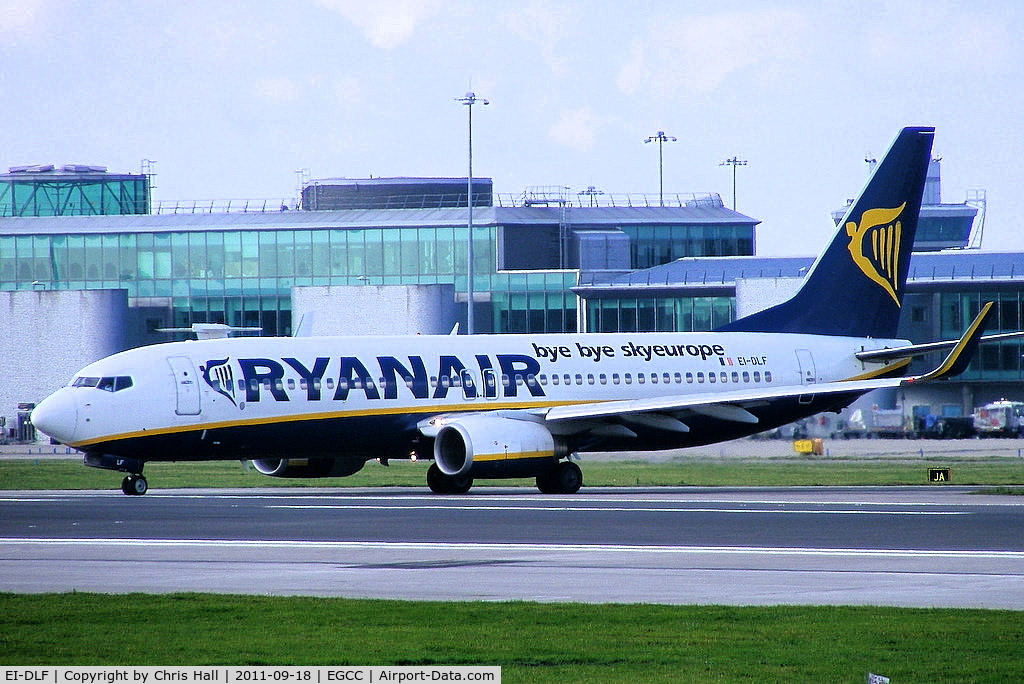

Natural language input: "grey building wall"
[734,277,804,319]
[291,284,457,336]
[1,289,128,434]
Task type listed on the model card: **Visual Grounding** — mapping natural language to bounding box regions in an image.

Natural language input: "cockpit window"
[72,376,133,392]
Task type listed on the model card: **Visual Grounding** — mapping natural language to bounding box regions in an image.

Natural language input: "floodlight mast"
[644,131,676,206]
[720,156,748,211]
[456,91,488,334]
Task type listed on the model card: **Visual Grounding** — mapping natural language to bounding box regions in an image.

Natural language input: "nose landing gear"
[84,453,149,496]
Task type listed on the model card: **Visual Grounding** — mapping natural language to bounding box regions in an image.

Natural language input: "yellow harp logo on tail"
[845,203,907,306]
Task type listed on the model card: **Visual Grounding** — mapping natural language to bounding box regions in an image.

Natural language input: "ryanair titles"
[200,340,730,407]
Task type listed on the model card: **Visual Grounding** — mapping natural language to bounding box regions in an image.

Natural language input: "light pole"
[644,131,676,206]
[720,156,747,211]
[456,91,488,334]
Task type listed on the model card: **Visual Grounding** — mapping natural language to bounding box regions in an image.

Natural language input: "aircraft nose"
[31,389,78,445]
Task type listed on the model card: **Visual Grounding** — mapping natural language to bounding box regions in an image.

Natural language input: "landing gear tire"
[121,474,148,496]
[536,461,582,494]
[427,463,473,494]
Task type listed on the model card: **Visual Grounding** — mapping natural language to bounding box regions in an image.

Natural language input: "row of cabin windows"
[236,369,774,393]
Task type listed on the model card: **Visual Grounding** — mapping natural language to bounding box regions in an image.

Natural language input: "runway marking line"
[266,504,966,515]
[2,537,1022,561]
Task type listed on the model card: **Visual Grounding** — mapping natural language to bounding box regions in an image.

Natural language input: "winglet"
[909,301,993,383]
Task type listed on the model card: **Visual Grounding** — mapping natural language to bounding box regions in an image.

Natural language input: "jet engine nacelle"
[251,457,365,478]
[433,415,562,479]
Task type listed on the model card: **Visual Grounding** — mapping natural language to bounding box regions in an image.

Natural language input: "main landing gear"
[536,461,583,495]
[426,463,473,494]
[425,460,583,495]
[120,474,149,496]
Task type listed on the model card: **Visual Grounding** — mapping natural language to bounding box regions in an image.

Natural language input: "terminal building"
[0,159,1019,440]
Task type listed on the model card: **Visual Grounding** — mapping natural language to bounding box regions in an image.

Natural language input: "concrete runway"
[2,486,1023,607]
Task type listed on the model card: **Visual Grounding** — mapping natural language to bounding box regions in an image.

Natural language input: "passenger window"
[611,373,620,385]
[674,373,682,383]
[731,372,739,383]
[575,374,583,385]
[686,372,693,384]
[765,371,773,383]
[697,372,705,383]
[742,372,750,383]
[663,373,671,383]
[551,374,559,386]
[624,373,632,385]
[587,374,595,385]
[287,378,295,390]
[753,372,761,382]
[651,373,659,384]
[709,373,717,384]
[637,374,645,385]
[720,372,727,383]
[599,374,607,385]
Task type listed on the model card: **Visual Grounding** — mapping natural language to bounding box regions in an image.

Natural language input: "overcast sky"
[1,0,1020,255]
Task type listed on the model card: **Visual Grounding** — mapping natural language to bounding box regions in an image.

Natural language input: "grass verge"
[1,594,1022,682]
[2,456,1023,490]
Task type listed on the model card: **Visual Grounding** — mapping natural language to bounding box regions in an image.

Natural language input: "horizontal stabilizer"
[155,323,263,340]
[907,301,993,383]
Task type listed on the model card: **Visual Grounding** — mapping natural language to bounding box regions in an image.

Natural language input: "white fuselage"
[32,330,905,462]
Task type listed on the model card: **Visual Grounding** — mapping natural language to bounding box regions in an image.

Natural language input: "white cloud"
[864,2,1014,75]
[501,1,575,76]
[253,77,303,104]
[316,0,442,49]
[616,9,810,96]
[548,107,608,152]
[0,0,50,44]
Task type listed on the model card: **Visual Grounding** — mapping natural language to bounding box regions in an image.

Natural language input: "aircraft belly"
[85,412,421,463]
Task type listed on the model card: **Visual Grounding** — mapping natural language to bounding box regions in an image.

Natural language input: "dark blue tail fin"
[718,126,934,338]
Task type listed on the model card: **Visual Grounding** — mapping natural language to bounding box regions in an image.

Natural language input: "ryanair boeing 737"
[30,127,1007,495]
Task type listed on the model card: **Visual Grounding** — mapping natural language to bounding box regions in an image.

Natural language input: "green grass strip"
[1,594,1022,682]
[2,457,1023,490]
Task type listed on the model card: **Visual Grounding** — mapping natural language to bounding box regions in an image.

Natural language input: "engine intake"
[434,415,561,479]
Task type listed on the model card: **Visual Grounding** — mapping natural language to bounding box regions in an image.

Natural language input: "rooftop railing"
[149,191,726,214]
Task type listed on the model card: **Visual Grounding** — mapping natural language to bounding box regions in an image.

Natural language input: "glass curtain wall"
[939,290,1024,380]
[585,295,735,333]
[0,225,581,335]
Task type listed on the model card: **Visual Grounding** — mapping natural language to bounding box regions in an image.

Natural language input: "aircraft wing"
[542,377,902,424]
[545,301,995,426]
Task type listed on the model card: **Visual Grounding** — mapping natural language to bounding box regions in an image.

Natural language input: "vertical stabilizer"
[719,126,934,338]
